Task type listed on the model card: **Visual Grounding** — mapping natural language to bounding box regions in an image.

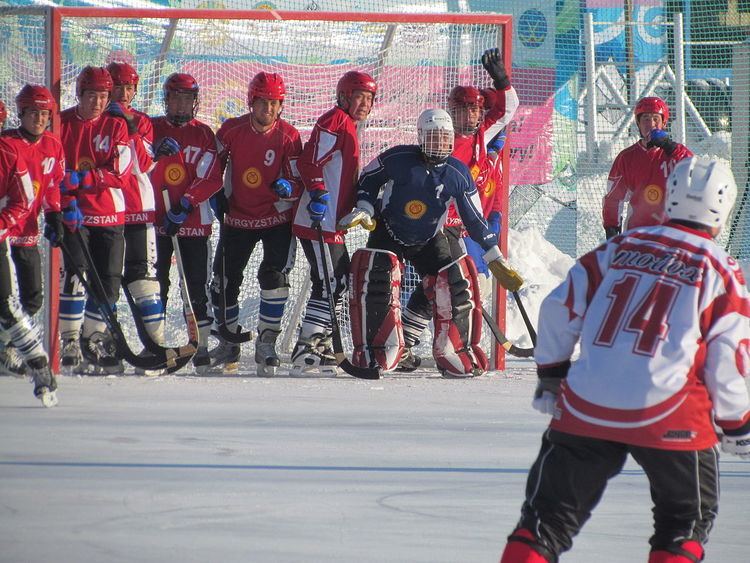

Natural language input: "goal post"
[0,6,513,373]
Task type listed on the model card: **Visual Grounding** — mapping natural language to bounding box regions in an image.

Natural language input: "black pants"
[299,237,350,301]
[123,223,157,285]
[367,223,454,319]
[515,428,720,558]
[155,235,210,323]
[62,225,125,305]
[10,245,42,317]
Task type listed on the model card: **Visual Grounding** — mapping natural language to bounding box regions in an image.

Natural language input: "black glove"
[604,225,621,240]
[210,191,228,223]
[43,211,65,247]
[646,129,677,155]
[481,48,510,90]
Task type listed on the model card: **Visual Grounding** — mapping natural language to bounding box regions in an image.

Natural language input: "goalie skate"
[290,334,338,377]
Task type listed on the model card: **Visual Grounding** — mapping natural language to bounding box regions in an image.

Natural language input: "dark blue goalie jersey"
[356,145,498,249]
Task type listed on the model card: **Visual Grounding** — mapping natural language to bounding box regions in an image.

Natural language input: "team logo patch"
[164,163,186,186]
[736,339,750,376]
[242,167,262,189]
[32,180,41,197]
[404,200,427,219]
[645,184,662,204]
[470,163,481,180]
[483,179,496,198]
[77,157,95,172]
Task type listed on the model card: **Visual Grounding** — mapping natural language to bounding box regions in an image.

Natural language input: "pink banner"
[508,96,554,185]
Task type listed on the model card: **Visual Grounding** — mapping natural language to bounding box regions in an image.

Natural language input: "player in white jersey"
[500,157,750,563]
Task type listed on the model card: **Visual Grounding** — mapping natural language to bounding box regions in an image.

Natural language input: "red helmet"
[76,66,113,98]
[163,73,199,97]
[448,85,484,109]
[479,88,497,109]
[0,100,6,124]
[336,70,377,109]
[634,96,669,125]
[106,62,139,88]
[15,84,56,115]
[248,72,285,108]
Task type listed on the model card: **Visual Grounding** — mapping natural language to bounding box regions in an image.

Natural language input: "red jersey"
[150,117,222,238]
[1,129,64,246]
[123,109,156,224]
[447,85,519,227]
[293,106,360,244]
[474,150,503,219]
[0,139,35,243]
[216,115,302,230]
[536,223,750,450]
[603,141,693,230]
[60,107,132,226]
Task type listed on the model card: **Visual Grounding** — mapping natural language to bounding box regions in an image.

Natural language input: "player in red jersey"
[290,70,376,376]
[0,85,64,376]
[500,157,750,563]
[59,66,133,374]
[602,96,693,238]
[151,73,223,373]
[0,138,57,406]
[209,72,303,375]
[106,61,165,363]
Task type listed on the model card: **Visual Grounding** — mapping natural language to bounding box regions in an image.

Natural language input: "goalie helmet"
[248,72,285,107]
[665,157,737,231]
[15,84,56,115]
[76,66,113,98]
[0,100,8,124]
[106,62,139,88]
[163,73,200,124]
[336,70,377,110]
[634,96,669,125]
[417,108,454,163]
[448,85,484,109]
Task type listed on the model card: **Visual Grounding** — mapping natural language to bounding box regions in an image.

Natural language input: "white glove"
[337,207,376,231]
[483,245,523,292]
[720,430,750,458]
[531,378,561,415]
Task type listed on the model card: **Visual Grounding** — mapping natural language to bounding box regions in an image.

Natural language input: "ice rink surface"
[1,363,748,563]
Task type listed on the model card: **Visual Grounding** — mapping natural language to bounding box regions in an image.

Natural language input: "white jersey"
[537,222,750,450]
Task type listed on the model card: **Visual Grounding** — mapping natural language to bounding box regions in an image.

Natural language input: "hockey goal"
[0,6,512,373]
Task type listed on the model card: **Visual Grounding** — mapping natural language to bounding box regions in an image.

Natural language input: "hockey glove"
[604,225,621,240]
[60,170,80,194]
[337,207,376,232]
[487,129,507,154]
[270,178,293,200]
[307,188,330,225]
[481,48,510,90]
[154,137,181,161]
[62,201,83,233]
[210,191,228,223]
[164,196,193,236]
[646,129,677,155]
[532,377,561,415]
[107,102,137,134]
[43,211,65,247]
[720,427,750,459]
[487,211,501,235]
[483,245,523,291]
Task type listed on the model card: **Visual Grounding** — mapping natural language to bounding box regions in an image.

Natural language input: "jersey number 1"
[594,273,681,357]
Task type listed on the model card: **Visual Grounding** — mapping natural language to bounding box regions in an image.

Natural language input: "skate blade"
[256,364,277,377]
[290,364,339,377]
[39,390,58,408]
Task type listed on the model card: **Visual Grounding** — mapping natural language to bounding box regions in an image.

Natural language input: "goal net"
[0,7,512,373]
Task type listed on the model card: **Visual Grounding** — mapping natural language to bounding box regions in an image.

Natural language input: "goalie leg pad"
[127,279,165,346]
[424,255,488,377]
[349,248,404,371]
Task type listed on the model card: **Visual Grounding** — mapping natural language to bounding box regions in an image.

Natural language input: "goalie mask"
[163,72,199,126]
[417,108,454,164]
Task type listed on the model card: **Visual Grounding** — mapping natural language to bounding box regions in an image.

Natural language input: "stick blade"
[339,359,381,380]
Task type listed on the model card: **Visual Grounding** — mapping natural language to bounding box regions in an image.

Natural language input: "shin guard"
[2,317,47,363]
[127,279,166,346]
[349,248,404,371]
[424,255,487,377]
[59,269,85,340]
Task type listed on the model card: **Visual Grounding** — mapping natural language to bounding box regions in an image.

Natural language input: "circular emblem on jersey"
[164,163,186,186]
[32,180,41,197]
[404,200,427,220]
[482,179,496,199]
[644,184,663,204]
[242,167,262,189]
[470,163,481,181]
[736,339,750,377]
[76,157,95,172]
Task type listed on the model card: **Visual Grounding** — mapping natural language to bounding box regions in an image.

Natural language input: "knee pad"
[649,540,704,563]
[424,255,488,377]
[500,529,556,563]
[349,248,404,371]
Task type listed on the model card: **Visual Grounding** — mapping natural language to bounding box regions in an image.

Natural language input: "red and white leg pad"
[500,528,554,563]
[349,248,404,371]
[424,255,488,377]
[648,540,704,563]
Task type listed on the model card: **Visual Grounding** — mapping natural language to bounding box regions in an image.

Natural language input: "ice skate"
[192,346,211,375]
[0,344,26,377]
[290,333,338,377]
[81,333,122,376]
[134,348,166,377]
[209,340,240,374]
[255,328,281,377]
[396,346,422,372]
[60,337,82,373]
[29,357,58,408]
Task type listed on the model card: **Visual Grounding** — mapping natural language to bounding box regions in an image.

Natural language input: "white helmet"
[665,157,737,232]
[417,108,454,163]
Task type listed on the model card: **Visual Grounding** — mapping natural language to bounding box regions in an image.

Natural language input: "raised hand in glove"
[646,129,677,155]
[337,207,376,231]
[270,178,293,200]
[62,201,83,233]
[153,137,181,161]
[43,211,65,247]
[307,188,330,226]
[720,427,750,459]
[107,101,137,134]
[163,196,193,236]
[483,245,523,291]
[604,225,621,240]
[481,48,510,90]
[532,377,562,415]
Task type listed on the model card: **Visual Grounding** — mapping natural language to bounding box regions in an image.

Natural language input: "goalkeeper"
[337,108,523,378]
